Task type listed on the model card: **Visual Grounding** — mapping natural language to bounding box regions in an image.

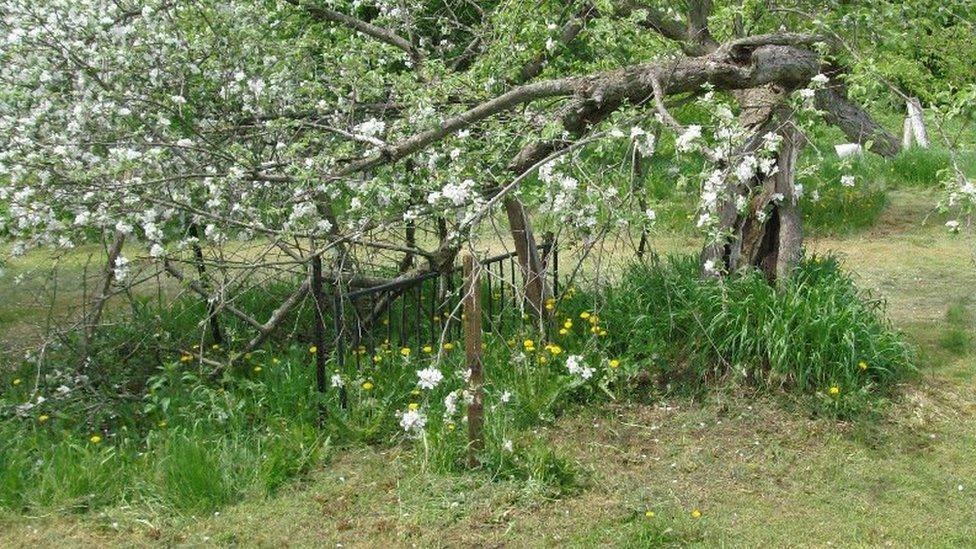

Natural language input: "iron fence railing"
[329,242,557,372]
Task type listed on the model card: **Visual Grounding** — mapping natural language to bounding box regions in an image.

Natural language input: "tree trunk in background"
[904,97,929,149]
[504,197,550,317]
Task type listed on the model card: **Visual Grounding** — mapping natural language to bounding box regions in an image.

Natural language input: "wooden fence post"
[188,223,223,346]
[311,252,327,397]
[462,251,484,468]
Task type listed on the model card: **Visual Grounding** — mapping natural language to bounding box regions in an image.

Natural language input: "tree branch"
[286,0,422,63]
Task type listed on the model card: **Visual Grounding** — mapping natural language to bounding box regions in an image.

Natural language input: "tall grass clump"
[603,254,915,402]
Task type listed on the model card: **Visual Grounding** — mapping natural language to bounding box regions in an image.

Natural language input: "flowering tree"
[1,0,960,359]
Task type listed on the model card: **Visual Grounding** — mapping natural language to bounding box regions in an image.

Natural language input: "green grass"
[939,298,973,355]
[0,188,974,545]
[599,254,914,409]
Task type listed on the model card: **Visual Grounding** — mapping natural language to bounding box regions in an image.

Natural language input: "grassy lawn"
[1,190,975,547]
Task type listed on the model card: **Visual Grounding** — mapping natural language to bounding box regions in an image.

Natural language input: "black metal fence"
[330,243,558,371]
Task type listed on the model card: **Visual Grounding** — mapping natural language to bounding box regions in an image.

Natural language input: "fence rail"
[325,242,558,377]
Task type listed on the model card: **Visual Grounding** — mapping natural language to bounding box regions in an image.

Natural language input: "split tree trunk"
[701,87,803,283]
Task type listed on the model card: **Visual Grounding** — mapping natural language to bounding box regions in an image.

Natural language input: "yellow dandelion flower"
[309,345,317,354]
[400,347,411,357]
[523,339,535,349]
[563,320,573,329]
[244,352,252,360]
[599,330,608,337]
[90,435,102,444]
[559,328,568,335]
[211,344,220,350]
[382,318,389,325]
[12,378,21,386]
[447,422,456,431]
[180,354,193,362]
[590,326,599,334]
[433,315,442,322]
[410,389,421,396]
[423,345,433,353]
[858,361,868,371]
[829,386,840,395]
[691,509,702,519]
[362,381,374,391]
[408,402,419,411]
[609,359,620,368]
[579,312,591,320]
[253,366,262,373]
[38,414,50,423]
[537,355,548,364]
[645,510,655,518]
[272,358,280,365]
[589,315,599,325]
[548,345,562,355]
[443,342,455,350]
[372,355,383,363]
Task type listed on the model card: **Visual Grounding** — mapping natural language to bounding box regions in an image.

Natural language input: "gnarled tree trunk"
[701,87,803,283]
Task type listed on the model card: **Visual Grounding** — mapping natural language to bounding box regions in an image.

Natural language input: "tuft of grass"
[602,254,915,415]
[940,299,973,356]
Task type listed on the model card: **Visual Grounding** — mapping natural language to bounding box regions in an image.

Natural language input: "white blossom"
[675,125,702,152]
[399,409,426,433]
[416,367,444,390]
[566,354,594,380]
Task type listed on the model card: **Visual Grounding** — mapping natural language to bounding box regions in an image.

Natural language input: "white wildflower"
[566,354,594,380]
[399,409,426,433]
[416,367,444,390]
[330,373,344,388]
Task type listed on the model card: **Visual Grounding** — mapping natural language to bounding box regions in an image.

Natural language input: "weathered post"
[311,252,326,396]
[188,223,223,346]
[462,251,484,467]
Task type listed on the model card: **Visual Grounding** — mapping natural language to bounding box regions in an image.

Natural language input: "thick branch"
[335,38,823,180]
[815,87,900,157]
